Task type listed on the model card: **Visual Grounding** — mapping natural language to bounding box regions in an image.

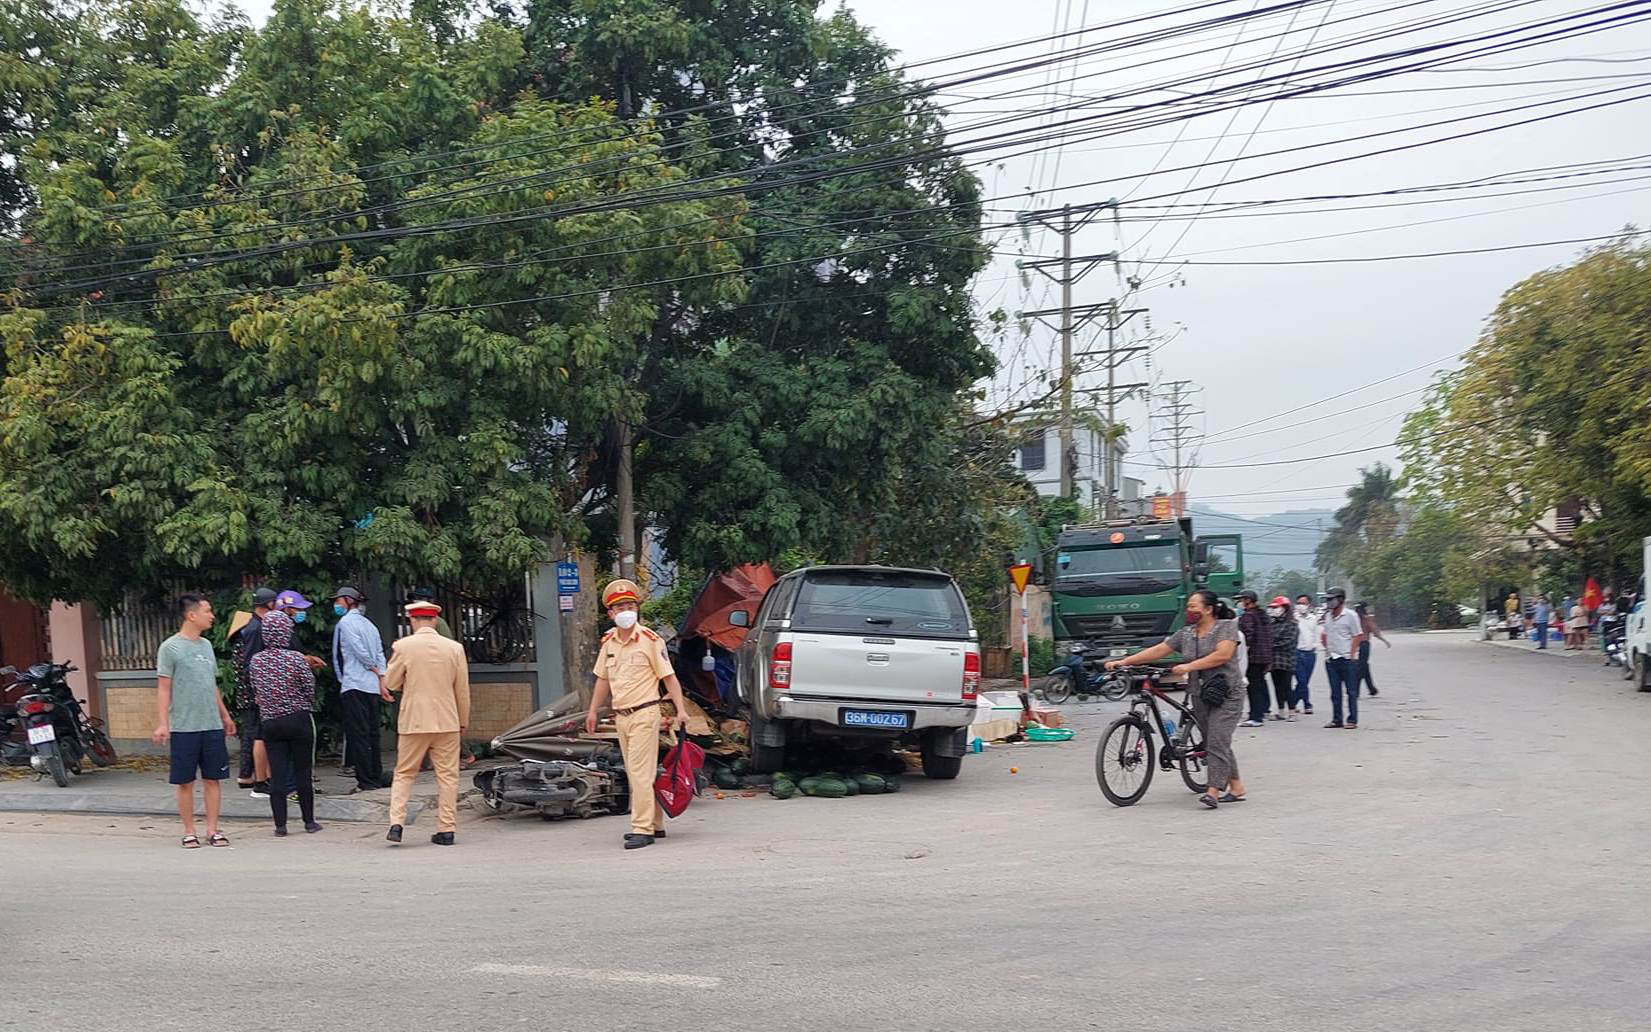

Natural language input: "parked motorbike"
[0,662,116,787]
[473,752,630,820]
[1601,613,1628,671]
[1040,645,1131,704]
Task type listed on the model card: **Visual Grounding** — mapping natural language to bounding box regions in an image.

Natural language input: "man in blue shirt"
[332,586,392,791]
[1532,595,1552,650]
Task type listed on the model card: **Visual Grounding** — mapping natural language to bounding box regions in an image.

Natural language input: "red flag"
[1583,577,1603,610]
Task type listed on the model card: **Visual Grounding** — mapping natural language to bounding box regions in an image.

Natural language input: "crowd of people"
[1501,586,1629,651]
[151,586,471,849]
[1107,586,1392,810]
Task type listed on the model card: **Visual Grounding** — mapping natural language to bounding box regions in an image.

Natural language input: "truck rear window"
[791,572,968,637]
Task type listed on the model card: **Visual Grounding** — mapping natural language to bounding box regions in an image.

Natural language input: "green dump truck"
[1050,516,1245,661]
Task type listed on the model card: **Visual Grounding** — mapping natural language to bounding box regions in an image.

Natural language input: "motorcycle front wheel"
[1042,672,1073,705]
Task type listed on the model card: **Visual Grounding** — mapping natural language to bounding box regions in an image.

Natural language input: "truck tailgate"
[788,634,966,704]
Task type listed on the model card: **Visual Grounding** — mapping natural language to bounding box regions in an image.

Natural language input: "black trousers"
[339,691,385,789]
[1269,668,1294,710]
[1245,663,1271,722]
[261,712,316,828]
[237,702,261,781]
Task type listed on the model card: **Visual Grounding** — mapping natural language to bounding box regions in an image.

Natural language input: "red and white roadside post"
[1009,563,1033,717]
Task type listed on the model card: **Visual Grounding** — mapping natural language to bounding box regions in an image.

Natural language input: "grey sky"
[230,1,1651,516]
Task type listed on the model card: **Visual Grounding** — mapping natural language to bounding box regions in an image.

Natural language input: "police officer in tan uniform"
[584,579,688,850]
[384,600,470,846]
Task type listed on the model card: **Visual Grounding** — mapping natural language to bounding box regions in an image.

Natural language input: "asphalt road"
[3,631,1648,1032]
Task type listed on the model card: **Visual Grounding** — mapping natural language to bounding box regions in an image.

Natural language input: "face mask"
[612,610,639,630]
[1295,603,1308,615]
[292,610,307,624]
[1185,609,1200,625]
[334,603,347,616]
[1268,606,1284,617]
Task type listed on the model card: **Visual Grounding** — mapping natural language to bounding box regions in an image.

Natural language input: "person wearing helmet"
[1234,589,1273,727]
[1319,587,1365,729]
[1265,596,1299,721]
[584,579,690,850]
[331,586,391,792]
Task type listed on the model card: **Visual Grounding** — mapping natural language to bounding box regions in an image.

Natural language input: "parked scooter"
[1601,614,1628,671]
[0,663,116,787]
[1040,645,1131,704]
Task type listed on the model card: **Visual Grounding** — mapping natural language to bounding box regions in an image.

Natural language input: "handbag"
[654,733,706,819]
[1190,630,1232,707]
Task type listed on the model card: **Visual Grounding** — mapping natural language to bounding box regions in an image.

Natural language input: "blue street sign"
[556,561,581,595]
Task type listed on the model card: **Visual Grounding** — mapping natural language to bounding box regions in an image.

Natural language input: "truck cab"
[1050,517,1244,661]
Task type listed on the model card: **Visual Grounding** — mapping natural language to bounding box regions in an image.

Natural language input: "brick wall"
[467,681,534,740]
[103,678,156,742]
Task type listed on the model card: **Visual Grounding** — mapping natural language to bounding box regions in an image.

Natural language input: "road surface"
[2,631,1646,1031]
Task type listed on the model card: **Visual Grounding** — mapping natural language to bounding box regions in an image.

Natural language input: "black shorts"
[169,729,230,785]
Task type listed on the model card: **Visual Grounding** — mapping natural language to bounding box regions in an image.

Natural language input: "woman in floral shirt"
[251,611,320,835]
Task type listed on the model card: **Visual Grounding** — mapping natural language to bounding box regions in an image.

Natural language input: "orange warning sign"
[1008,563,1033,594]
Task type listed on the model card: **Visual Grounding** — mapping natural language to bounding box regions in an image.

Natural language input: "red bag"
[654,735,706,819]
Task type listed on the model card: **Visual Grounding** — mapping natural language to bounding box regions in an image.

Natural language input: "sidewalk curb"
[0,782,423,823]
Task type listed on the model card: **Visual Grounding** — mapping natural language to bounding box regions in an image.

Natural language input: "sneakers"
[1270,712,1287,721]
[1239,719,1265,727]
[1285,710,1299,722]
[249,781,270,799]
[1324,720,1344,728]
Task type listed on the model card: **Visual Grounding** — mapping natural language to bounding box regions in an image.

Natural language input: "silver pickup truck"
[731,565,980,779]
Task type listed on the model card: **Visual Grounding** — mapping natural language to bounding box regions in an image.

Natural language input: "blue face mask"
[292,610,307,624]
[334,603,347,616]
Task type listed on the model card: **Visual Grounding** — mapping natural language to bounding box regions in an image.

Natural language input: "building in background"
[1012,408,1144,513]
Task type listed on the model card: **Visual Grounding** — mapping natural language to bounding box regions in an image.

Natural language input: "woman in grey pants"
[1108,589,1248,809]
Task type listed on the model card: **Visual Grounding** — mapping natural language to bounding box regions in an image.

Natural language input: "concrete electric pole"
[1014,199,1118,498]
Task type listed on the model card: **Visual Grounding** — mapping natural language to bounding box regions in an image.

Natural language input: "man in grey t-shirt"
[153,593,237,848]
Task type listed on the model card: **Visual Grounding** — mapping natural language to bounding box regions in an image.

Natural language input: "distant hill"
[1182,506,1334,578]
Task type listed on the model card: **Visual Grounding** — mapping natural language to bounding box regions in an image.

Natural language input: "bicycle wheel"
[1095,716,1154,806]
[1042,672,1073,705]
[1178,717,1209,795]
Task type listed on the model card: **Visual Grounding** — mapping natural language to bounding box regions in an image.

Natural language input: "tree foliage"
[1398,235,1651,582]
[0,0,995,603]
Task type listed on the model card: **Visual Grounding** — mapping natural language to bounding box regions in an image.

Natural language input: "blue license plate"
[840,709,911,729]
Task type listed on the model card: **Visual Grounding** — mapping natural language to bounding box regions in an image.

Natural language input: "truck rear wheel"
[920,747,963,780]
[747,711,787,774]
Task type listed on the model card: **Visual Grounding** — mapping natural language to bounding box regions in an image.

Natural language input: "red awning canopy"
[677,564,777,651]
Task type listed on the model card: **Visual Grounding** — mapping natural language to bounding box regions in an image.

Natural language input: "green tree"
[1316,463,1401,576]
[1398,235,1651,583]
[0,1,743,602]
[1259,568,1318,602]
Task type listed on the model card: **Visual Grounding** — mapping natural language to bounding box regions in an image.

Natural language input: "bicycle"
[1094,665,1209,806]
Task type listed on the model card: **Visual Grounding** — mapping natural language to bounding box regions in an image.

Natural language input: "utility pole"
[1150,379,1203,514]
[1078,301,1148,517]
[1015,199,1118,498]
[614,72,638,580]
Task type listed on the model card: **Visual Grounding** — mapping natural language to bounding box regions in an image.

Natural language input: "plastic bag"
[654,736,706,818]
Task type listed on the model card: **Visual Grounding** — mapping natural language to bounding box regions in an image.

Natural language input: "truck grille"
[1061,612,1176,648]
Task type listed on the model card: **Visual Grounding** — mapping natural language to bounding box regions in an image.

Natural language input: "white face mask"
[1268,606,1285,617]
[1295,603,1308,615]
[612,610,639,630]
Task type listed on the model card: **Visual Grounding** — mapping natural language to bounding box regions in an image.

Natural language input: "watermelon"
[770,780,797,800]
[855,773,886,795]
[842,778,860,797]
[811,777,849,799]
[798,777,821,795]
[713,768,741,790]
[731,757,751,775]
[882,776,902,793]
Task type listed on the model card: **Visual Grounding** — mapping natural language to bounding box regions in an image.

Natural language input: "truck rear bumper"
[774,696,976,733]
